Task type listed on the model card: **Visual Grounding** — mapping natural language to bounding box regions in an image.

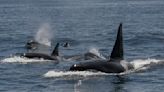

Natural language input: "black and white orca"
[70,23,134,73]
[19,43,59,60]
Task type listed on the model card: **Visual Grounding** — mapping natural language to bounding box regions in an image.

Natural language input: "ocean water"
[0,0,164,92]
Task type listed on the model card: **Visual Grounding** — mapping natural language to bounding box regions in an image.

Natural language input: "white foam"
[130,58,161,70]
[35,23,52,46]
[1,56,52,63]
[44,70,110,78]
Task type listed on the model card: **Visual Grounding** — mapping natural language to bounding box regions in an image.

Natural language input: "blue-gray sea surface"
[0,0,164,92]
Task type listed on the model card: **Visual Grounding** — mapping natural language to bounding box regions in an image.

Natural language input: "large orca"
[19,43,59,60]
[70,23,134,73]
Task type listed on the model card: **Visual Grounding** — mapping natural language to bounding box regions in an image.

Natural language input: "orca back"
[110,23,124,61]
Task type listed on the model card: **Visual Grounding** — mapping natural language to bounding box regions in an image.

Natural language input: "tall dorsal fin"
[51,43,59,56]
[110,23,124,60]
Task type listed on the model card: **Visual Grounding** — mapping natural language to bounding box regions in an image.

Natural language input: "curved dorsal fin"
[110,23,124,61]
[51,43,59,56]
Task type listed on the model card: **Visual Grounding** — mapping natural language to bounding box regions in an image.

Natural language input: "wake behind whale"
[1,56,53,63]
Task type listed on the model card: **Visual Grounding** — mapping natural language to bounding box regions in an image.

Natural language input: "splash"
[44,70,135,78]
[35,23,52,46]
[88,47,106,59]
[1,56,52,63]
[44,70,109,78]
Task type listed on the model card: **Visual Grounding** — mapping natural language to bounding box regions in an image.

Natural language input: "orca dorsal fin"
[110,23,124,61]
[51,43,59,56]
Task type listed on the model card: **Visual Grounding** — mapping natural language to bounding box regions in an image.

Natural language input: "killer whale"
[25,41,103,61]
[64,50,105,61]
[26,40,39,49]
[70,23,134,73]
[18,43,59,60]
[26,40,52,50]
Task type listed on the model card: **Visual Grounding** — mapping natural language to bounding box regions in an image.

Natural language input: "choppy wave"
[88,47,106,59]
[1,56,52,63]
[44,58,163,78]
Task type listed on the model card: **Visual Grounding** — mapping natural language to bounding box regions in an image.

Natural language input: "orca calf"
[70,23,134,73]
[19,43,59,60]
[64,51,105,61]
